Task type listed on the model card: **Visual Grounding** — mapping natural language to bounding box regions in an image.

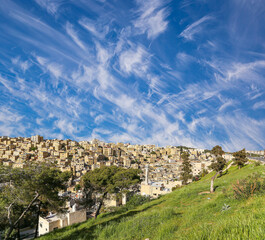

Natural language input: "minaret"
[145,164,149,185]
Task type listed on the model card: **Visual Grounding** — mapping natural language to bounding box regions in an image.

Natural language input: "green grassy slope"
[39,164,265,240]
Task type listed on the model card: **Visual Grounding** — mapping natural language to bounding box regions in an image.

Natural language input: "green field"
[39,164,265,240]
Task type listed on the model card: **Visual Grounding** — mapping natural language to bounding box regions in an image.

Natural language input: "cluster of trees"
[209,146,248,193]
[180,146,249,193]
[0,164,71,239]
[0,164,141,239]
[81,166,141,218]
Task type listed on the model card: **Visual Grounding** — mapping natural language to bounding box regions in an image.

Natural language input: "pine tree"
[180,152,192,185]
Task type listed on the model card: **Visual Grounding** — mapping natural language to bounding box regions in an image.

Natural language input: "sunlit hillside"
[39,163,265,240]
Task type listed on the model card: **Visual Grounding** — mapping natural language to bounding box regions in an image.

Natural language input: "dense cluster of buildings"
[0,135,236,191]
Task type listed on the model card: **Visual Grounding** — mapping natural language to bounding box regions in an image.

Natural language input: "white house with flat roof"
[38,204,86,236]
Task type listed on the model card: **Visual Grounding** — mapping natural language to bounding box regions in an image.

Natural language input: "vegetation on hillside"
[0,164,71,239]
[39,163,265,240]
[233,148,248,168]
[81,166,141,218]
[180,152,192,185]
[209,145,226,193]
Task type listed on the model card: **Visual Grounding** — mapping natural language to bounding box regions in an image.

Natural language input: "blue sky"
[0,0,265,151]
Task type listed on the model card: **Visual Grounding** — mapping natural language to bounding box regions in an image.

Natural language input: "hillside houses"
[0,135,234,192]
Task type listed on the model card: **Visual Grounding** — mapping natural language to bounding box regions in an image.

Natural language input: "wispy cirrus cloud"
[218,99,237,112]
[119,45,149,76]
[217,112,265,151]
[0,106,26,136]
[133,0,170,39]
[35,0,62,15]
[253,101,265,110]
[79,17,108,39]
[36,55,63,79]
[66,22,87,51]
[11,56,31,72]
[0,0,264,152]
[179,15,213,41]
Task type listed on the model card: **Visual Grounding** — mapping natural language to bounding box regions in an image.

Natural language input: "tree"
[75,184,81,191]
[180,152,192,185]
[30,146,37,151]
[0,164,71,239]
[209,145,226,193]
[81,166,140,218]
[233,148,248,169]
[211,145,224,157]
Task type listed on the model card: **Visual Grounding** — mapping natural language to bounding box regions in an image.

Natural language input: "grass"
[39,164,265,240]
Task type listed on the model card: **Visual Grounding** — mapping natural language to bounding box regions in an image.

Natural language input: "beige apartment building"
[140,165,182,198]
[31,135,43,143]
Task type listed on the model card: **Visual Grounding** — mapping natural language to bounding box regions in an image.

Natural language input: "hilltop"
[39,163,265,240]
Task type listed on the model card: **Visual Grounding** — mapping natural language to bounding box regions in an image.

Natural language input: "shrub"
[125,194,151,209]
[254,161,261,167]
[106,194,151,215]
[193,175,200,181]
[172,185,182,191]
[221,203,231,212]
[232,173,265,199]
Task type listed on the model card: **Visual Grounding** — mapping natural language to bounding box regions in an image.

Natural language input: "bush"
[125,194,151,209]
[172,185,182,191]
[106,194,151,215]
[193,175,200,181]
[254,161,261,167]
[232,173,265,199]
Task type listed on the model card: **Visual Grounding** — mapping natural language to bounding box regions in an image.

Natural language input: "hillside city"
[0,135,264,238]
[1,135,264,184]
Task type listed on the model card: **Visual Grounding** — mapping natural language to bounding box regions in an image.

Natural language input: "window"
[40,223,42,228]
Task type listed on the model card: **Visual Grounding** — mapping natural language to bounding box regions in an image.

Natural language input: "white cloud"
[188,117,209,133]
[71,65,94,87]
[217,113,265,151]
[253,101,265,110]
[176,52,194,65]
[0,106,25,136]
[36,55,63,79]
[12,56,31,72]
[96,43,110,65]
[79,17,107,39]
[133,0,169,39]
[55,119,78,136]
[218,99,237,112]
[66,22,86,50]
[206,60,265,93]
[46,63,62,79]
[226,61,265,82]
[36,56,47,65]
[109,132,140,144]
[180,15,213,41]
[35,0,62,15]
[94,114,104,124]
[119,46,149,76]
